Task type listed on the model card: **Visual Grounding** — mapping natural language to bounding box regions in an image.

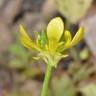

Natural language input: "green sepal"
[39,30,48,48]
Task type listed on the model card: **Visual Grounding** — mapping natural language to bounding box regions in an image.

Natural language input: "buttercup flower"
[19,17,84,67]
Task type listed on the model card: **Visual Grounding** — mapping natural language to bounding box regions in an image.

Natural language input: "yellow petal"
[48,40,58,54]
[47,17,64,54]
[19,24,32,41]
[64,30,72,48]
[47,17,64,42]
[70,26,84,46]
[34,31,40,46]
[45,44,49,51]
[19,24,39,51]
[20,35,34,50]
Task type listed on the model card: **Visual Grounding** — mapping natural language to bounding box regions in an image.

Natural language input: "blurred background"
[0,0,96,96]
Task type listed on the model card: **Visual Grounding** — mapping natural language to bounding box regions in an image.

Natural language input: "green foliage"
[69,62,96,82]
[55,0,92,23]
[79,47,90,60]
[80,84,96,96]
[51,74,76,96]
[51,53,96,96]
[9,40,31,69]
[8,40,42,82]
[51,66,96,96]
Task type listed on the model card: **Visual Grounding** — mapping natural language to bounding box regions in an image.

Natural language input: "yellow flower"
[19,17,84,67]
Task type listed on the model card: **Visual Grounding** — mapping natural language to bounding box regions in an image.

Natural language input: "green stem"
[41,63,52,96]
